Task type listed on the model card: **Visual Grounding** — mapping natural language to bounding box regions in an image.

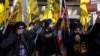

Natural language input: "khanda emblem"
[74,42,87,53]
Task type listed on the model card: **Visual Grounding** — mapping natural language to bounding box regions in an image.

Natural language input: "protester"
[67,25,88,56]
[0,22,34,56]
[87,16,100,56]
[35,18,63,56]
[0,20,16,56]
[28,20,46,56]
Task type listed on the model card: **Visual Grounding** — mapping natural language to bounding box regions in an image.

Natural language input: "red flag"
[62,0,70,28]
[57,27,62,47]
[62,0,68,20]
[57,0,70,47]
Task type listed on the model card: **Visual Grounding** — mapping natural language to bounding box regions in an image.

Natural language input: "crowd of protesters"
[0,16,100,56]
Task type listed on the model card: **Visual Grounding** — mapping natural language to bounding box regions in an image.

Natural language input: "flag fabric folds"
[5,0,10,20]
[42,0,54,22]
[0,3,5,24]
[61,0,69,28]
[28,0,39,23]
[57,0,69,47]
[57,27,63,47]
[80,0,91,31]
[16,0,23,22]
[42,0,60,23]
[0,0,10,24]
[9,0,22,24]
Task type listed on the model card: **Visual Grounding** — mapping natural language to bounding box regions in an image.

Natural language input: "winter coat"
[35,18,62,56]
[66,33,88,56]
[0,31,34,56]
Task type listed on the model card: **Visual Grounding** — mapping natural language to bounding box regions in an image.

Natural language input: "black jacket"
[0,25,16,56]
[66,33,88,56]
[87,23,100,56]
[36,18,62,56]
[0,31,33,56]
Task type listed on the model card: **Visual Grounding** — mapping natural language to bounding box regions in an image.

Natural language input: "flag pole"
[2,1,18,35]
[60,0,62,18]
[2,12,18,35]
[64,0,70,30]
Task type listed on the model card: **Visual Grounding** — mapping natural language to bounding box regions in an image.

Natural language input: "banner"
[80,0,91,31]
[28,0,39,23]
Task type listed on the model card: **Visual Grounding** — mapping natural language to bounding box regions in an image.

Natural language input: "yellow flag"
[5,0,10,20]
[53,0,60,23]
[42,7,48,21]
[10,0,22,22]
[13,0,22,21]
[42,0,53,21]
[80,0,91,31]
[42,0,60,23]
[0,3,5,24]
[53,0,60,12]
[28,0,39,23]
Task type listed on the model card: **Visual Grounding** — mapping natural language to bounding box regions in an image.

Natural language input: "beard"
[48,27,54,32]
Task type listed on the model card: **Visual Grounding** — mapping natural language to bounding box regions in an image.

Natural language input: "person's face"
[17,26,25,35]
[74,28,82,34]
[48,22,54,29]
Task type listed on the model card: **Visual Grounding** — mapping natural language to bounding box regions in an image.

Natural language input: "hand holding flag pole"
[2,11,18,35]
[60,0,70,29]
[2,2,18,35]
